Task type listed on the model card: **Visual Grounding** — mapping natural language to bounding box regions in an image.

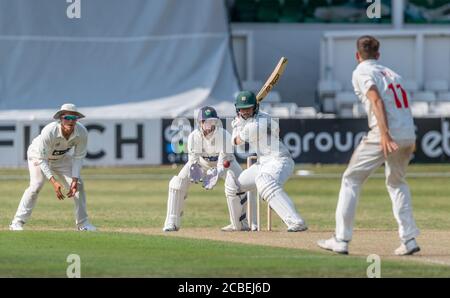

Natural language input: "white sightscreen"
[0,0,240,119]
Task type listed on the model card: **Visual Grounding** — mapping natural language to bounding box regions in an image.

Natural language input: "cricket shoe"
[221,224,250,232]
[317,236,349,255]
[395,238,420,256]
[287,223,308,232]
[251,223,258,231]
[78,222,97,231]
[9,221,24,231]
[163,224,179,232]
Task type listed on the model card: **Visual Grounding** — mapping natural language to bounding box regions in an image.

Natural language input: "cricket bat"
[256,57,288,103]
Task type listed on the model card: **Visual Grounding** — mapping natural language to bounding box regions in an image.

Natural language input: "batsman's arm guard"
[231,116,245,144]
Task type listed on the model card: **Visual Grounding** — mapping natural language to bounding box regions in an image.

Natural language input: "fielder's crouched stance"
[225,91,307,232]
[163,106,245,232]
[10,104,96,231]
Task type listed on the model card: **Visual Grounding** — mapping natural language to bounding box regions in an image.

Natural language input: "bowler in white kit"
[318,36,420,255]
[9,103,96,231]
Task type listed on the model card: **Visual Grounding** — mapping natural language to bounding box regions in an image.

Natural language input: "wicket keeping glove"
[189,163,203,183]
[202,168,221,190]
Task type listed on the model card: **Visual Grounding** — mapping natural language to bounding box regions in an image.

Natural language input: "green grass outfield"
[1,231,450,278]
[1,164,450,277]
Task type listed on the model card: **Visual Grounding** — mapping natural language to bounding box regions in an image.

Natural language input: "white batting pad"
[224,171,248,230]
[164,176,189,229]
[256,173,305,227]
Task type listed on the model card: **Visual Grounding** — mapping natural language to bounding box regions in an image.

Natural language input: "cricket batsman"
[9,103,96,231]
[318,35,420,255]
[163,106,246,232]
[223,91,308,232]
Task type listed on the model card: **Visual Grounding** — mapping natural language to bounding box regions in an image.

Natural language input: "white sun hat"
[53,103,85,120]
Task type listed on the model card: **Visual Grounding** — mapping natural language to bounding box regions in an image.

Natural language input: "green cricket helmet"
[198,106,219,135]
[234,91,259,116]
[198,106,218,121]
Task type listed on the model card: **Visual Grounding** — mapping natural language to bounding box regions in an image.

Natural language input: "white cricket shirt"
[28,121,88,179]
[187,127,235,169]
[235,112,292,162]
[352,59,416,140]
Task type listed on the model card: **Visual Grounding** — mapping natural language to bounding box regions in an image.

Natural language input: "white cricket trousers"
[335,132,419,242]
[12,155,89,227]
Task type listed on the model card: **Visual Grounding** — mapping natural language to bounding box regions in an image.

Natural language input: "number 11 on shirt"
[388,83,409,109]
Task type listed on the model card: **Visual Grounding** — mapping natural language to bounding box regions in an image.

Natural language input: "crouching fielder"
[163,106,243,232]
[224,91,307,232]
[9,103,96,231]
